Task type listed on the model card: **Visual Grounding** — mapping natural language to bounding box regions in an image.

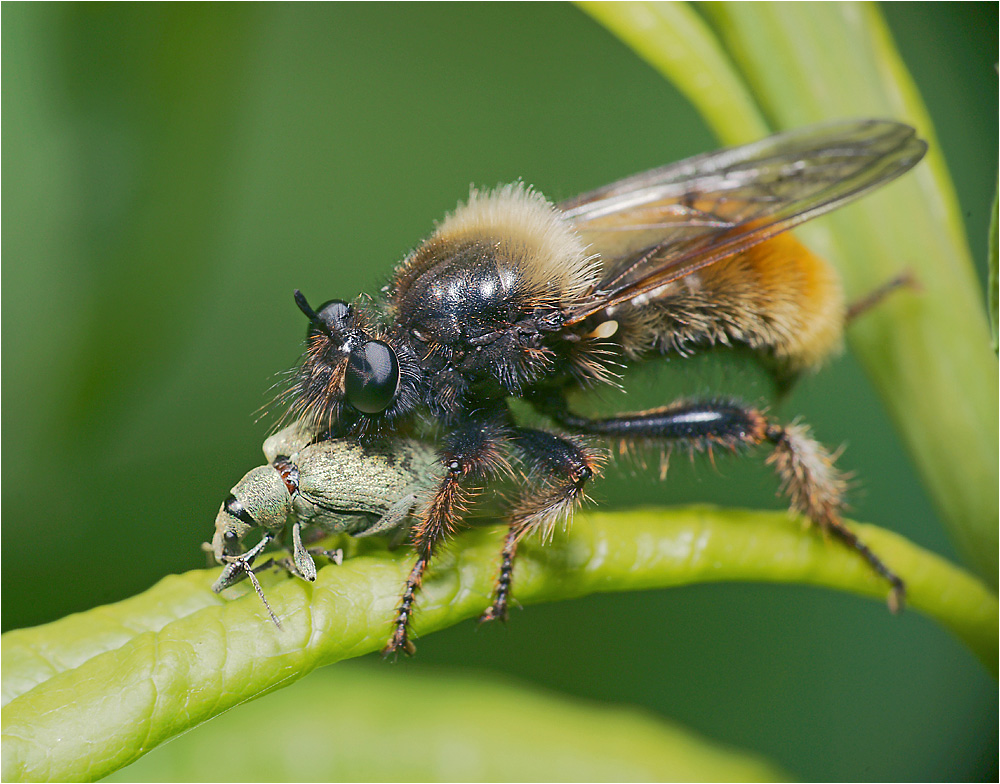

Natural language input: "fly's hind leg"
[766,421,905,610]
[534,393,905,611]
[845,270,918,322]
[480,429,603,625]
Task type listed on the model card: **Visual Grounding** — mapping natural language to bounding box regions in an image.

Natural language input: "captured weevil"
[209,421,441,626]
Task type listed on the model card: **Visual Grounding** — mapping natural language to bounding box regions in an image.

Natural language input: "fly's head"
[286,291,421,439]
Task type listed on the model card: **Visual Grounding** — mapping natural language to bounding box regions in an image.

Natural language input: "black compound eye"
[345,339,400,414]
[311,299,351,337]
[221,529,241,556]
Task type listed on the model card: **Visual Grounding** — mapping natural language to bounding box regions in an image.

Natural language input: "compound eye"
[311,299,351,336]
[345,340,400,414]
[222,530,241,556]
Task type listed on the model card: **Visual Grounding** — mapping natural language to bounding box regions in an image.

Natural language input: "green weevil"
[210,421,441,625]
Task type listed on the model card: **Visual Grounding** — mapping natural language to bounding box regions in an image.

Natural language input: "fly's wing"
[560,119,927,324]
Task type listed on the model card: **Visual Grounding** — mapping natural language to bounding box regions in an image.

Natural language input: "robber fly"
[279,119,926,656]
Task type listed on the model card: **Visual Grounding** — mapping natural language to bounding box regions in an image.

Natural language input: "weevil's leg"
[353,493,420,538]
[213,533,274,593]
[282,523,343,579]
[310,548,344,566]
[383,416,512,657]
[290,520,318,581]
[534,393,906,611]
[386,525,411,551]
[479,429,603,624]
[271,546,343,579]
[213,533,282,627]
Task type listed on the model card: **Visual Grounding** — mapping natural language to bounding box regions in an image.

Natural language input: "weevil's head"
[211,465,293,563]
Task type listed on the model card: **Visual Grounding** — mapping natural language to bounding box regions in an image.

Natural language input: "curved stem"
[3,507,995,782]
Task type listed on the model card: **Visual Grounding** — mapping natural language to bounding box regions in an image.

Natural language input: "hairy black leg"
[383,414,511,656]
[481,526,520,625]
[479,429,603,624]
[846,271,917,322]
[766,422,906,611]
[533,393,905,611]
[538,395,770,449]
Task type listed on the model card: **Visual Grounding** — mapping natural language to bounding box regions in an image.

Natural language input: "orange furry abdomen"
[698,232,845,371]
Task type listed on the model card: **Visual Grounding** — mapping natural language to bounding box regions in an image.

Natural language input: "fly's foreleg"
[383,416,511,657]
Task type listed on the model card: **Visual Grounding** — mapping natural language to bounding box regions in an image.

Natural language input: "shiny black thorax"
[386,238,570,422]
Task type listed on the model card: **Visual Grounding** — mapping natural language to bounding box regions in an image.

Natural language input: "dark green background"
[3,3,996,781]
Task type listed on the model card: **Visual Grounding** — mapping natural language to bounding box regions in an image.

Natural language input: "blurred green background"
[3,3,996,781]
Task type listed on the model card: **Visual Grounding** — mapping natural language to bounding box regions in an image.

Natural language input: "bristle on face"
[289,337,349,433]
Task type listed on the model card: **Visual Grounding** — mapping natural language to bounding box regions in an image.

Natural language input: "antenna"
[294,289,332,337]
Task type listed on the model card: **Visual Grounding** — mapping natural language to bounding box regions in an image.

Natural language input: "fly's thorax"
[390,183,596,308]
[394,240,527,347]
[384,185,599,404]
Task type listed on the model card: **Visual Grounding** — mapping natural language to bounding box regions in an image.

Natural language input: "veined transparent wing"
[560,119,926,324]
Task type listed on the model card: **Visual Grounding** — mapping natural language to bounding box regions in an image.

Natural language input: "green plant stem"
[702,1,999,587]
[988,184,998,353]
[576,2,769,142]
[577,1,998,586]
[3,508,995,782]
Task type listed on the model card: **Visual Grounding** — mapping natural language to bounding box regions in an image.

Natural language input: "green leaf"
[3,508,995,782]
[989,183,998,354]
[706,2,999,589]
[103,665,787,782]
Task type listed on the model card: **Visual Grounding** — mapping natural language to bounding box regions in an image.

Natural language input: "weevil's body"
[211,423,440,609]
[277,120,926,654]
